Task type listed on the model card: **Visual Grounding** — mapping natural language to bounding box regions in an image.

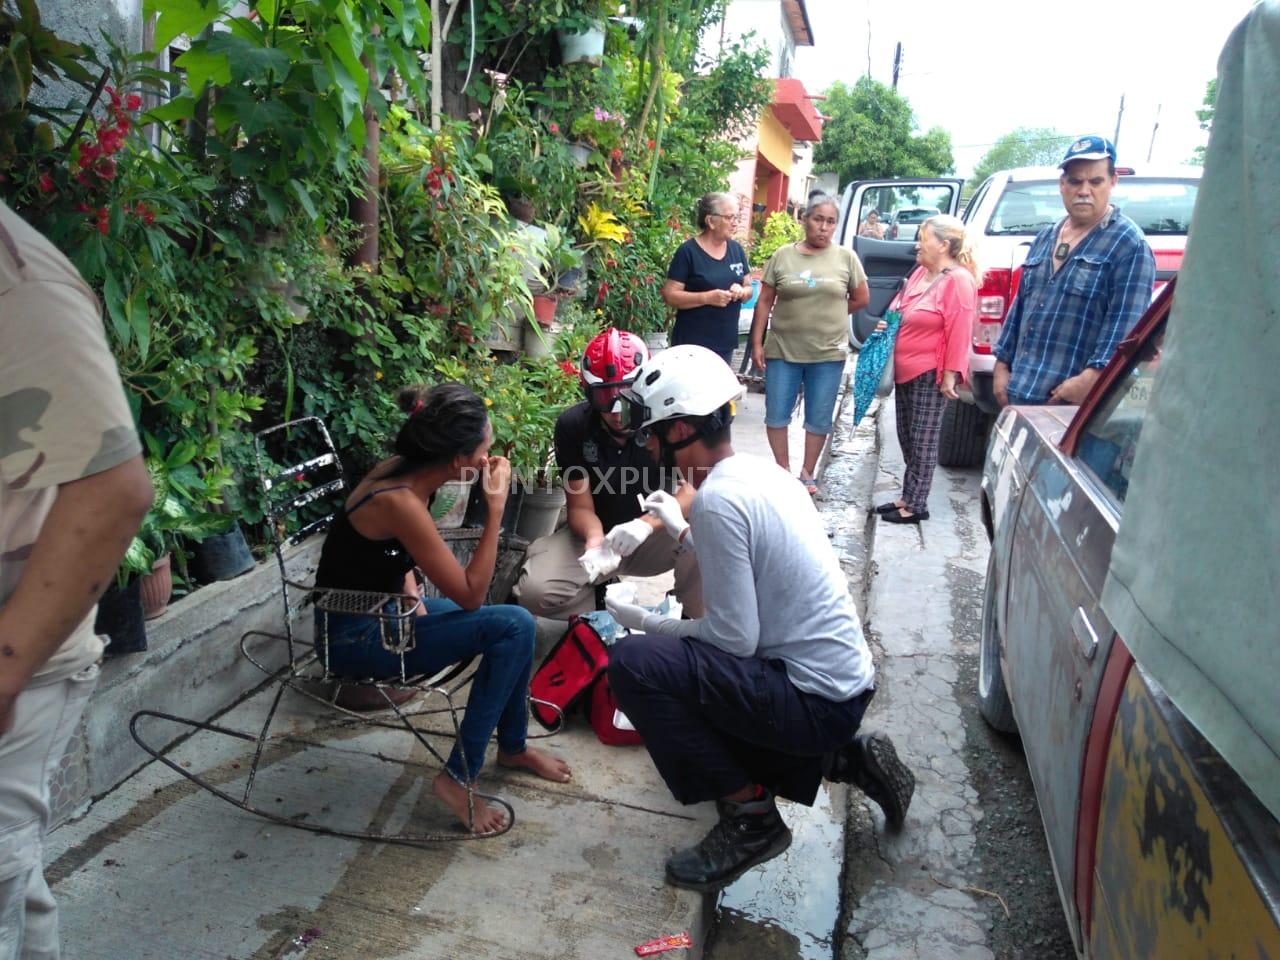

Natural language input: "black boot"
[664,791,792,892]
[822,732,915,830]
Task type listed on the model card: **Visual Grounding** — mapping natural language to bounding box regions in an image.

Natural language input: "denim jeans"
[763,358,845,434]
[316,599,536,784]
[0,665,98,960]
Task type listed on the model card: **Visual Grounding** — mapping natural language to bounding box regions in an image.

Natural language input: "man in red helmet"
[513,328,703,621]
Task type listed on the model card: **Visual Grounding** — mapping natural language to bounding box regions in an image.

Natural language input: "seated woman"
[311,383,571,834]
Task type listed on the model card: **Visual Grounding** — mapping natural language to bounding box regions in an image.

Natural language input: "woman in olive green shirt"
[749,196,870,494]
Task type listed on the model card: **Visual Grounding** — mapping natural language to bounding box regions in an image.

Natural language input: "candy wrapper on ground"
[635,932,692,955]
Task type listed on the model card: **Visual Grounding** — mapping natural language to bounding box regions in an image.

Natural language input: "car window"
[987,178,1199,237]
[1112,179,1199,235]
[986,181,1062,235]
[1076,319,1167,504]
[962,179,991,224]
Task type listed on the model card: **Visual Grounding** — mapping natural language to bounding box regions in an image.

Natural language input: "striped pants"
[894,371,947,514]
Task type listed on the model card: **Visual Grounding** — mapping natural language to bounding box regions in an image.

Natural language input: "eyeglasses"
[709,212,739,222]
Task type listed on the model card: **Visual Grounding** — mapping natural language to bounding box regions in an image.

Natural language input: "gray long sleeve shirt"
[677,453,875,702]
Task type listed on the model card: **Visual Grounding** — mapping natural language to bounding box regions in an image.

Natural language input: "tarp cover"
[1101,3,1280,820]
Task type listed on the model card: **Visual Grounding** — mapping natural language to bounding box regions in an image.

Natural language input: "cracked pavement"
[836,401,1071,960]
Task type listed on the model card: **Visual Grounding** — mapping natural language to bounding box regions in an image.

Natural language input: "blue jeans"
[764,358,845,434]
[316,599,536,784]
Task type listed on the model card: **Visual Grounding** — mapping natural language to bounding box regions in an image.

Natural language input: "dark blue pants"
[608,633,873,806]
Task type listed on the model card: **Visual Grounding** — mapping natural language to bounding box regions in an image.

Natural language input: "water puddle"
[706,784,846,960]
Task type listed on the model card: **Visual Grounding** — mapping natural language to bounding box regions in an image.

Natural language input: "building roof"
[782,0,814,46]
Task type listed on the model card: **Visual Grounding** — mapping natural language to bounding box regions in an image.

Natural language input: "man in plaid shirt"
[993,136,1156,406]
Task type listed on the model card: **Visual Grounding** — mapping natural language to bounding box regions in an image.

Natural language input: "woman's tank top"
[312,486,416,594]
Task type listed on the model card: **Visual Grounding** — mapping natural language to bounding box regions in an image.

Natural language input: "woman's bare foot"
[497,746,573,783]
[431,771,508,835]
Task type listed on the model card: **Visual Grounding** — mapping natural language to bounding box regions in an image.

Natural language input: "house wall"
[710,0,798,77]
[32,0,144,108]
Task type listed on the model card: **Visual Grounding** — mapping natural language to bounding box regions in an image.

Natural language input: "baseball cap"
[1060,135,1116,167]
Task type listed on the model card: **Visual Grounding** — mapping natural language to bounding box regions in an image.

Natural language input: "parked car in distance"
[937,164,1201,468]
[885,206,936,241]
[978,279,1280,958]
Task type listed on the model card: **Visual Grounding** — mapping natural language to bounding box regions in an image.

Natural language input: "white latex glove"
[605,592,704,639]
[604,594,651,632]
[578,544,622,581]
[604,517,654,558]
[641,490,691,546]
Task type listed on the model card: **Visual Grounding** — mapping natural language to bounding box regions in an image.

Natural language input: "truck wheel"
[938,399,991,468]
[979,552,1018,734]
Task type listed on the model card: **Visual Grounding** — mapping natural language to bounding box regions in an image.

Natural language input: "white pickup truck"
[835,166,1200,466]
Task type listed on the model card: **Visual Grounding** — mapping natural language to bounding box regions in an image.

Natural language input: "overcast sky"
[794,0,1258,178]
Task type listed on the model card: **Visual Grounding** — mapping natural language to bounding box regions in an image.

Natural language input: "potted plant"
[129,442,238,616]
[569,107,626,168]
[483,356,583,540]
[556,3,617,66]
[95,566,148,656]
[525,223,587,353]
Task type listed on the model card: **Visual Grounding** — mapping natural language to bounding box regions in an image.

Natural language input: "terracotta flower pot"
[532,294,558,326]
[139,553,173,620]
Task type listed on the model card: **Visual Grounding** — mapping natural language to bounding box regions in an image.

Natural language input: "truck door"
[836,178,964,345]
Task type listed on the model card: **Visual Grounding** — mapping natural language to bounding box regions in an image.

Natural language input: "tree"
[970,127,1072,183]
[811,78,953,184]
[1192,78,1216,165]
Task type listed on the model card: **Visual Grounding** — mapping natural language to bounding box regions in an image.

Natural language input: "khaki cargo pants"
[513,526,703,620]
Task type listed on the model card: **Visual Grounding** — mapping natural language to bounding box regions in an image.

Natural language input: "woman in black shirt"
[312,383,571,833]
[662,192,752,366]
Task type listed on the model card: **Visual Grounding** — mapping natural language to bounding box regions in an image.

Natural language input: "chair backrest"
[252,417,349,640]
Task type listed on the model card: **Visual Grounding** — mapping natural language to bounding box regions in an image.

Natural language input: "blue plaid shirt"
[994,208,1155,404]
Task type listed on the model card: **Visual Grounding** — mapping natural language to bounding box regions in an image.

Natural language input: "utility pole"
[892,42,902,90]
[1147,103,1161,163]
[1113,93,1125,151]
[865,17,872,78]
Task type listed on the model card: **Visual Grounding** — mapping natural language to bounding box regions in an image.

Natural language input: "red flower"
[135,202,155,226]
[610,148,623,160]
[606,258,617,269]
[95,159,117,182]
[126,93,142,111]
[646,139,656,150]
[77,143,100,168]
[549,122,560,134]
[38,172,55,194]
[559,359,578,377]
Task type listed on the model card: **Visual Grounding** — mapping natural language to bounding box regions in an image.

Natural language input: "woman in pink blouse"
[875,215,979,524]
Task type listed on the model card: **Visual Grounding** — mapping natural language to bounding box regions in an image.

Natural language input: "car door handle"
[1072,607,1100,662]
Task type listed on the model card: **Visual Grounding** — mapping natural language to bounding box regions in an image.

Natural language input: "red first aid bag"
[588,672,643,746]
[530,616,609,730]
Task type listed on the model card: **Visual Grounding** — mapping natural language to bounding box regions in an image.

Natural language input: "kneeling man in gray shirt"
[606,345,915,892]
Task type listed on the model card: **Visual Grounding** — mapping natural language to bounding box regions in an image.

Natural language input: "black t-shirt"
[666,237,749,357]
[554,402,672,533]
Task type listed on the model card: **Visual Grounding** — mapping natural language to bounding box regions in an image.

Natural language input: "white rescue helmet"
[619,344,744,435]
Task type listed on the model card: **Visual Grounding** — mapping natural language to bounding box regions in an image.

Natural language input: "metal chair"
[130,416,557,844]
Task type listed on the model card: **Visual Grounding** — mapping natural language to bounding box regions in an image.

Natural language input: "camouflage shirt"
[1,202,141,684]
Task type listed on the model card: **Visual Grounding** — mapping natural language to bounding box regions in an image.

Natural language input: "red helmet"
[580,328,649,413]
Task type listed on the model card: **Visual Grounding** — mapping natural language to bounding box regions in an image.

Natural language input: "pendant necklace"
[1054,241,1071,261]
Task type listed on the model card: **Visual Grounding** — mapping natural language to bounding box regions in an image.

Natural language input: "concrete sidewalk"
[44,377,882,960]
